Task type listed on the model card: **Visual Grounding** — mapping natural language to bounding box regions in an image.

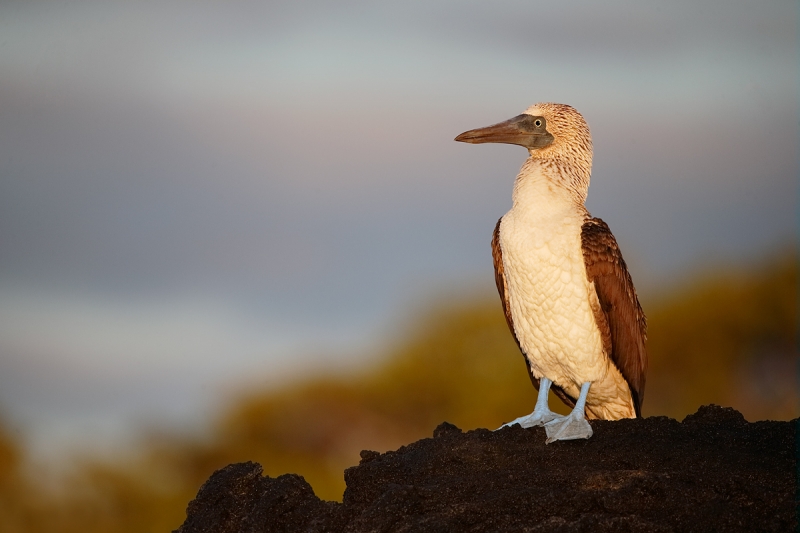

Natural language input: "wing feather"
[491,218,517,342]
[581,218,648,416]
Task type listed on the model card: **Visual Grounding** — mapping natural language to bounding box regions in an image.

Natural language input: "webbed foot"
[543,381,593,444]
[544,411,593,443]
[497,376,563,430]
[500,408,562,429]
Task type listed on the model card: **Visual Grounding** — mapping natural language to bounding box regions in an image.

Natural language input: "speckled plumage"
[482,103,647,420]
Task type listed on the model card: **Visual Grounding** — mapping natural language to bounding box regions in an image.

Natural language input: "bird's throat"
[512,159,589,213]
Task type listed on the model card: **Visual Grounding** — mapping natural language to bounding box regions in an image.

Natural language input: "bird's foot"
[543,410,593,443]
[498,408,562,430]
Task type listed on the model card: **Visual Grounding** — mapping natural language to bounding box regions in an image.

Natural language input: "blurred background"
[0,0,797,530]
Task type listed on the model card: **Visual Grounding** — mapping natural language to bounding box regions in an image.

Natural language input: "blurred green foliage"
[0,251,796,531]
[645,251,797,420]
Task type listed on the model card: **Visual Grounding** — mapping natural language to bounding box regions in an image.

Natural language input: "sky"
[0,0,796,459]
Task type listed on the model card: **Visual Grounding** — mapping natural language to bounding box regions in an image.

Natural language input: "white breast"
[498,163,609,404]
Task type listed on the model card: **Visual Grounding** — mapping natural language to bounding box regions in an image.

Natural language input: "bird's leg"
[497,377,563,429]
[543,381,593,443]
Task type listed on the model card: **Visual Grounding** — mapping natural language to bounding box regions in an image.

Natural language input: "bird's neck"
[511,158,590,216]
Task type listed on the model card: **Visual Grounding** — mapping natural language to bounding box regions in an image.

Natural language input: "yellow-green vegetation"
[645,250,797,421]
[0,251,796,532]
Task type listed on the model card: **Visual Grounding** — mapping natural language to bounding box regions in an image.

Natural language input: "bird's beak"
[454,114,554,149]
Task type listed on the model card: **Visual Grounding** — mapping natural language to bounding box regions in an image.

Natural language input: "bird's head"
[455,102,593,178]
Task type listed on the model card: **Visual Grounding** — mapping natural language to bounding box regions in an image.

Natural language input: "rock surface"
[175,405,797,532]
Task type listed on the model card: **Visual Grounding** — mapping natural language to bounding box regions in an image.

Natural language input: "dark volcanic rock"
[176,462,343,532]
[175,405,797,532]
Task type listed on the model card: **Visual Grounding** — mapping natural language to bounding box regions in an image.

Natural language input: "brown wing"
[491,218,517,344]
[581,217,648,416]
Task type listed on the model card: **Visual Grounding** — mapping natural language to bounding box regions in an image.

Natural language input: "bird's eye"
[534,119,543,127]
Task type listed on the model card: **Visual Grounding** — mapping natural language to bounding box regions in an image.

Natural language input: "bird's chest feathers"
[498,176,604,384]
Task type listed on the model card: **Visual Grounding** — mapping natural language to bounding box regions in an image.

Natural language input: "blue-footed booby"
[455,103,647,443]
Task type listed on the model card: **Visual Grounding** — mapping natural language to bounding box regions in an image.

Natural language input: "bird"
[454,103,647,443]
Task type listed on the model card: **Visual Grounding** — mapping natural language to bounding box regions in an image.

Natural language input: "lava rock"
[175,462,342,533]
[175,405,797,532]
